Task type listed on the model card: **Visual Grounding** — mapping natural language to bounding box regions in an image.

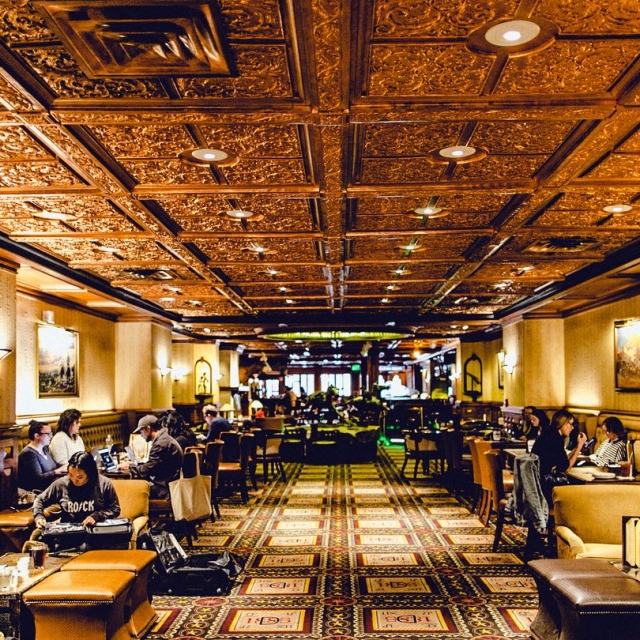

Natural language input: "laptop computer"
[125,445,141,464]
[97,447,118,472]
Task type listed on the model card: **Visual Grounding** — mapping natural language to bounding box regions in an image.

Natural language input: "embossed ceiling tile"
[359,157,444,183]
[453,155,546,180]
[198,124,301,156]
[372,0,519,38]
[474,260,590,280]
[471,121,576,154]
[222,158,308,183]
[434,303,506,315]
[242,285,328,297]
[362,122,465,156]
[496,41,640,94]
[0,161,82,187]
[240,214,313,232]
[250,299,329,310]
[618,130,640,152]
[438,192,516,212]
[218,0,284,38]
[347,264,450,280]
[225,265,326,283]
[534,1,640,34]
[549,189,640,210]
[346,282,436,296]
[353,212,493,231]
[195,237,318,261]
[121,160,217,186]
[0,2,54,43]
[170,303,245,317]
[530,209,610,227]
[0,76,39,112]
[90,125,195,158]
[0,127,53,160]
[174,216,249,233]
[367,45,492,97]
[17,47,169,99]
[343,296,424,308]
[455,281,541,295]
[584,153,640,179]
[35,237,172,262]
[351,234,476,260]
[1,217,61,234]
[121,282,214,298]
[86,264,195,283]
[176,46,292,98]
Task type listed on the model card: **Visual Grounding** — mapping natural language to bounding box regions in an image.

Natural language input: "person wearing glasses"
[18,420,68,492]
[49,408,85,466]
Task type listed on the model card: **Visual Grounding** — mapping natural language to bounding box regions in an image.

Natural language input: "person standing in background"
[49,408,84,466]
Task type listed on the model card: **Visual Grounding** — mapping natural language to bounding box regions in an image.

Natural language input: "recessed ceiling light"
[224,209,263,221]
[409,206,450,220]
[278,286,289,292]
[603,204,632,214]
[245,243,272,254]
[396,242,424,253]
[264,268,279,276]
[178,145,239,167]
[32,209,78,222]
[439,145,476,159]
[285,299,294,304]
[94,245,119,253]
[203,327,211,333]
[392,267,412,276]
[485,20,541,47]
[381,297,391,303]
[462,324,469,330]
[386,284,396,291]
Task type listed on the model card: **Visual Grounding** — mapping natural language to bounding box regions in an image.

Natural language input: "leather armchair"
[111,479,150,548]
[553,484,640,561]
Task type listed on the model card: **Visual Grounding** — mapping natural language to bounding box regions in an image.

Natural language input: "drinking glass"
[29,542,47,570]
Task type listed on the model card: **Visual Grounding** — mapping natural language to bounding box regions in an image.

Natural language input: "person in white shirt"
[49,408,85,466]
[590,416,627,467]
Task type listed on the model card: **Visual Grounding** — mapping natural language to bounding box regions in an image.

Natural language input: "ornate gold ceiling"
[0,0,640,355]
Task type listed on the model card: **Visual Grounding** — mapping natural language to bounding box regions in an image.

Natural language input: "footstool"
[552,575,640,640]
[22,569,134,640]
[528,558,626,640]
[0,509,34,552]
[62,549,158,638]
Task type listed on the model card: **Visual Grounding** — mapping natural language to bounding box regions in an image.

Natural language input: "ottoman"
[528,558,626,640]
[62,549,157,638]
[22,569,134,640]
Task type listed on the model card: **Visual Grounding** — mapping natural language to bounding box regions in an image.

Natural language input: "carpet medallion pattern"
[147,444,535,639]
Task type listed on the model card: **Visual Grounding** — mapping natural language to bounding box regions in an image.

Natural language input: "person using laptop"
[49,408,85,466]
[204,408,232,442]
[18,420,67,493]
[33,451,120,530]
[119,415,183,499]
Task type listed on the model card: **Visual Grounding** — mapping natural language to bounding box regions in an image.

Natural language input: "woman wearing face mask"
[33,451,120,529]
[49,408,85,466]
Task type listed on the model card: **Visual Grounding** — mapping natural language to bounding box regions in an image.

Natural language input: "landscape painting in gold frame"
[615,319,640,391]
[37,324,79,397]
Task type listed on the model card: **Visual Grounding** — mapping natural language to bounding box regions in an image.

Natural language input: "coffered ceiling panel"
[0,0,638,360]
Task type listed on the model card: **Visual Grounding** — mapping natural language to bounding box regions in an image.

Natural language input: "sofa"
[553,483,640,561]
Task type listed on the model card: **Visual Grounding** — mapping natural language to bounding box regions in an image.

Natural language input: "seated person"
[120,416,183,499]
[18,420,67,493]
[513,406,548,441]
[205,409,232,442]
[33,451,120,530]
[49,408,85,466]
[161,409,197,450]
[589,416,627,466]
[129,415,154,462]
[532,409,586,504]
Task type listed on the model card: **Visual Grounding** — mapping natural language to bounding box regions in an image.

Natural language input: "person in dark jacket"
[18,420,67,493]
[160,409,197,450]
[121,417,183,499]
[33,451,120,529]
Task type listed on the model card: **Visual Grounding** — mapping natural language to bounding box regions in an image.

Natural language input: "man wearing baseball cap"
[119,414,183,498]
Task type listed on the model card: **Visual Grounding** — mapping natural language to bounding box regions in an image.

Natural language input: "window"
[320,372,351,397]
[264,379,280,398]
[285,373,314,396]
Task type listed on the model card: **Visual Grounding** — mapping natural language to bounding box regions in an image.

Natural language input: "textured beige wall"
[16,293,115,418]
[566,295,640,411]
[171,342,220,405]
[459,337,502,403]
[0,266,17,426]
[524,318,565,407]
[502,321,524,406]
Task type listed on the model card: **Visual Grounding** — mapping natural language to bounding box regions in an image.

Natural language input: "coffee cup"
[29,542,47,570]
[0,565,11,590]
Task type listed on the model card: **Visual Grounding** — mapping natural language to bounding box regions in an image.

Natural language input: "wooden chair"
[203,439,223,518]
[475,440,513,525]
[219,430,241,462]
[484,450,510,551]
[110,479,150,549]
[401,431,442,478]
[218,433,255,503]
[254,430,287,483]
[467,438,484,514]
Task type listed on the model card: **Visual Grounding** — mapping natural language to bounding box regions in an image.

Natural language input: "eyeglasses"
[38,431,52,436]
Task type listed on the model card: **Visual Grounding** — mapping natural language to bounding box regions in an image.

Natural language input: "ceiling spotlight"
[392,267,412,276]
[285,298,294,304]
[396,241,424,253]
[381,297,391,303]
[439,145,476,159]
[178,145,239,167]
[32,209,78,222]
[485,19,541,47]
[603,204,632,214]
[94,245,119,253]
[245,242,272,254]
[203,327,211,333]
[277,286,289,292]
[409,206,449,220]
[224,208,263,221]
[386,284,396,291]
[264,268,279,276]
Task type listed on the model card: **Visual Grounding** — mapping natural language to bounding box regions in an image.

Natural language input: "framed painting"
[194,357,212,397]
[37,324,79,397]
[615,319,640,391]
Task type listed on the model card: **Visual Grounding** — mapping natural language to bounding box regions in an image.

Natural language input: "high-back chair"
[204,439,224,518]
[254,429,287,483]
[484,450,510,551]
[401,431,442,478]
[218,433,255,503]
[219,430,241,462]
[110,479,150,549]
[467,438,484,513]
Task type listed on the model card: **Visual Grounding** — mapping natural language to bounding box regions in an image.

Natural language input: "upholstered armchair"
[553,484,640,562]
[111,479,150,548]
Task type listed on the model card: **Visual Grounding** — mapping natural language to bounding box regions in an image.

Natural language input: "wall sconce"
[159,366,172,377]
[42,310,55,324]
[503,352,516,375]
[171,366,187,382]
[0,349,12,361]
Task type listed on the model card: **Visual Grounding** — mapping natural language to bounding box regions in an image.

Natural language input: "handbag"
[168,455,212,522]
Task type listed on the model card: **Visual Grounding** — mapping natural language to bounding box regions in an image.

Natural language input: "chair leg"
[278,461,287,482]
[492,506,505,552]
[212,495,221,518]
[401,458,408,476]
[413,458,419,479]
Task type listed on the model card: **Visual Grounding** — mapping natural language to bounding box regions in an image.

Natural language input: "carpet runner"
[146,443,535,639]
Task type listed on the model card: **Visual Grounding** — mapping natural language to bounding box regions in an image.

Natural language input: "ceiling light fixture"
[245,242,272,254]
[224,208,263,221]
[485,19,540,46]
[440,145,475,159]
[467,17,557,56]
[94,245,119,253]
[409,206,449,220]
[32,209,78,222]
[603,204,632,214]
[178,145,239,167]
[396,241,424,253]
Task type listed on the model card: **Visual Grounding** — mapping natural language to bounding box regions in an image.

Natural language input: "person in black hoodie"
[33,451,120,529]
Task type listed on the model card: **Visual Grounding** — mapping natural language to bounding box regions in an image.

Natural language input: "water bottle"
[105,434,113,450]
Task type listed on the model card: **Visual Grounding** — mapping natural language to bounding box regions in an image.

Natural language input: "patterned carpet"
[146,444,537,639]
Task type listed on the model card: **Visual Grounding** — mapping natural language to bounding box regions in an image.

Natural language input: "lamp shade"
[220,403,233,412]
[249,400,263,409]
